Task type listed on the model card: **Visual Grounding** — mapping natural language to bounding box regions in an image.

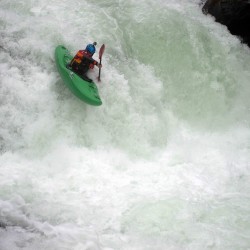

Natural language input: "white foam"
[0,0,250,249]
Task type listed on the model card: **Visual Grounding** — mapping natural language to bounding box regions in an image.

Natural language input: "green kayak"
[55,45,102,106]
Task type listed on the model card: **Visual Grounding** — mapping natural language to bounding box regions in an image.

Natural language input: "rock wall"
[202,0,250,47]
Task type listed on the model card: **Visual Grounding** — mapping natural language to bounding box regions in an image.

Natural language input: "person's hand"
[98,64,102,68]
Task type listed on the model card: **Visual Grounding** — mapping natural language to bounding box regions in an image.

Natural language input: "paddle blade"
[98,44,105,82]
[99,44,105,59]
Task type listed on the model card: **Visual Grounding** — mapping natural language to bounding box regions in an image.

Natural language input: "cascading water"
[0,0,250,249]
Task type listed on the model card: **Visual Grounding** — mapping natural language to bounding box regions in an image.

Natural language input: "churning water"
[0,0,250,249]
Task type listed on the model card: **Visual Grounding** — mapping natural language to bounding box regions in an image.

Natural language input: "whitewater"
[1,0,250,249]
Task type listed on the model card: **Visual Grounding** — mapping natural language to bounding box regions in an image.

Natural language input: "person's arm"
[91,59,102,68]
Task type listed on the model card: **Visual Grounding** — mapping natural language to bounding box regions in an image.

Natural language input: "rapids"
[0,0,250,249]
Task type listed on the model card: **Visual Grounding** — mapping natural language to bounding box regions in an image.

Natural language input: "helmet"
[86,43,96,55]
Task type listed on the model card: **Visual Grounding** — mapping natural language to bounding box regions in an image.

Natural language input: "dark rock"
[0,221,7,229]
[202,0,250,47]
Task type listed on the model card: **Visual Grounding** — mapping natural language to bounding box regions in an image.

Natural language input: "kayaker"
[69,42,102,82]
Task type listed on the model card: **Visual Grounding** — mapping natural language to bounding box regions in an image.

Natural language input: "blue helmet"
[86,43,96,55]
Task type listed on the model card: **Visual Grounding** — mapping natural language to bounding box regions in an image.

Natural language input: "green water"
[0,0,250,249]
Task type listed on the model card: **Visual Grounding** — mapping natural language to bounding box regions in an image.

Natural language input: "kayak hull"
[55,45,102,106]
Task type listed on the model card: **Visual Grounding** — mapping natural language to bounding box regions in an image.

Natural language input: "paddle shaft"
[98,57,102,81]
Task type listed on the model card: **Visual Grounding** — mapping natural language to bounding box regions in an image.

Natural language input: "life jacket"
[71,50,97,69]
[72,50,87,64]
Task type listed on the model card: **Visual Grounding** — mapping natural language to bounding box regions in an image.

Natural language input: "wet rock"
[0,221,7,229]
[202,0,250,47]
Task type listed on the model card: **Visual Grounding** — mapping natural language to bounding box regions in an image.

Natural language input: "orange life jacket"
[73,50,86,64]
[71,50,98,69]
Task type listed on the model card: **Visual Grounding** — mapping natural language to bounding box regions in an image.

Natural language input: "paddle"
[97,44,105,82]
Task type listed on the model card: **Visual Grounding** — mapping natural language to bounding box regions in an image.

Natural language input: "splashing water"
[1,0,250,249]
